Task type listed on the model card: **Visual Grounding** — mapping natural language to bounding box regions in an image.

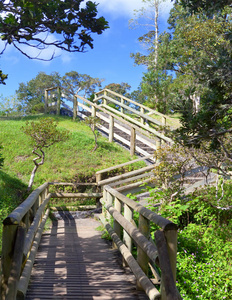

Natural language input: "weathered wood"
[105,203,158,264]
[95,88,170,121]
[5,226,26,300]
[104,185,177,231]
[17,209,50,300]
[101,219,161,300]
[76,94,171,146]
[98,164,155,186]
[1,224,19,299]
[48,182,97,186]
[109,115,114,143]
[155,230,179,300]
[123,204,133,253]
[44,89,48,114]
[3,183,49,225]
[137,214,150,289]
[56,87,61,115]
[23,194,51,257]
[73,95,77,120]
[113,197,122,248]
[50,192,102,198]
[109,172,154,188]
[130,127,136,156]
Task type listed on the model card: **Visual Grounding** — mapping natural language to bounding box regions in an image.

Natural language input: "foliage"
[16,72,62,114]
[148,187,232,299]
[22,117,70,190]
[174,0,231,15]
[0,0,108,83]
[83,116,102,151]
[0,94,23,116]
[62,71,104,100]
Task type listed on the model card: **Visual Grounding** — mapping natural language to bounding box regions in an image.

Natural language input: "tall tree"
[16,72,61,113]
[0,0,108,83]
[62,71,104,100]
[130,0,172,113]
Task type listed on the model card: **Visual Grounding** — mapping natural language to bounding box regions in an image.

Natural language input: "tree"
[16,72,62,113]
[104,82,131,97]
[0,94,23,116]
[174,0,232,15]
[62,71,104,100]
[164,4,232,151]
[129,0,172,113]
[0,0,108,83]
[83,116,101,151]
[22,118,69,191]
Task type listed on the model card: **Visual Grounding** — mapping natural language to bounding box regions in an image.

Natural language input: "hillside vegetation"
[0,115,144,252]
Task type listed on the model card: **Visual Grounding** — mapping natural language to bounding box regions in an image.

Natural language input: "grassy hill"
[0,114,145,252]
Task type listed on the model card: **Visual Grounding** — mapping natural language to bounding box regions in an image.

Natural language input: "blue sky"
[0,0,173,98]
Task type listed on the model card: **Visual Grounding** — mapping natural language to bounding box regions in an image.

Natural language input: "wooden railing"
[76,94,172,157]
[100,185,180,300]
[0,183,101,300]
[95,89,174,128]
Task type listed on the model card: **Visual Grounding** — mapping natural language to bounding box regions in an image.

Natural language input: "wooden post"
[103,90,107,106]
[121,98,124,114]
[123,204,133,267]
[73,95,77,121]
[130,127,136,156]
[140,107,145,125]
[44,89,48,114]
[164,229,177,283]
[106,192,113,221]
[109,115,114,143]
[113,197,122,249]
[137,214,150,290]
[155,230,178,300]
[1,224,18,300]
[92,105,96,118]
[95,173,101,184]
[162,116,166,126]
[56,87,61,115]
[156,138,161,151]
[5,226,26,300]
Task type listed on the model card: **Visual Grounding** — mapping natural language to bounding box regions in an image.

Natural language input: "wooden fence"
[0,183,101,300]
[100,185,180,300]
[44,87,173,157]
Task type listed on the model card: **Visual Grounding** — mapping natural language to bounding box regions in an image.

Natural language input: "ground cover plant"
[0,114,145,254]
[146,184,232,300]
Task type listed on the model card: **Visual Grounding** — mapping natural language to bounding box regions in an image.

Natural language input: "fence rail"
[100,185,180,300]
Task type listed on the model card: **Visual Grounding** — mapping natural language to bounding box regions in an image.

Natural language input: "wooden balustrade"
[100,185,180,300]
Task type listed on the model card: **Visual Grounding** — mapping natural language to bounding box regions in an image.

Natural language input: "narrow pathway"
[25,212,149,300]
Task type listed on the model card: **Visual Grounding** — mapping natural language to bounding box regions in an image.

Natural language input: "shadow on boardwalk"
[26,211,149,300]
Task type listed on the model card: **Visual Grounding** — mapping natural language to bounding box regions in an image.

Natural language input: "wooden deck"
[25,212,149,300]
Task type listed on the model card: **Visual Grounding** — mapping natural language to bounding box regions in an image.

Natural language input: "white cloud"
[97,0,173,19]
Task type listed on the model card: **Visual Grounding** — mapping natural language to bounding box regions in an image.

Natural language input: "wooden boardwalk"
[25,212,149,300]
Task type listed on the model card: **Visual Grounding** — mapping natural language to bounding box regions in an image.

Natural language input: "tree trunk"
[27,165,39,192]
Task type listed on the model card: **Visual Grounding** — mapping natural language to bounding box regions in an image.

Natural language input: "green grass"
[0,114,146,253]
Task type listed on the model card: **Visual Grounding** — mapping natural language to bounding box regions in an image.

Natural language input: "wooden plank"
[100,218,160,300]
[25,217,149,300]
[50,192,102,198]
[98,165,155,186]
[96,155,153,177]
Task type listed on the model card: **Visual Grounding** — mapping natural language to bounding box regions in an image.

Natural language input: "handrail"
[1,183,50,300]
[95,88,173,121]
[1,182,101,300]
[100,185,179,300]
